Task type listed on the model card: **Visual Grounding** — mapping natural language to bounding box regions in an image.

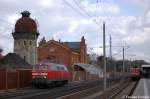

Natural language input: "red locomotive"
[32,62,70,87]
[130,68,141,80]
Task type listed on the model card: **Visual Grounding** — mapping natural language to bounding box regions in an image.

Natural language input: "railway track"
[0,80,103,99]
[108,81,138,99]
[0,79,122,99]
[0,81,84,99]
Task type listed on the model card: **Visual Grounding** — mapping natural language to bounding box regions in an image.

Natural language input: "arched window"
[24,41,26,46]
[24,56,26,61]
[30,41,32,45]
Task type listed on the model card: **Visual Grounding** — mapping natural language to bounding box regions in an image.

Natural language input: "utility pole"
[109,35,112,60]
[103,21,106,91]
[123,46,125,73]
[130,58,131,72]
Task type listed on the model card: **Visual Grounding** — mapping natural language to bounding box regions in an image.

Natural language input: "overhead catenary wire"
[98,0,122,49]
[99,0,128,51]
[95,0,99,20]
[62,0,88,19]
[72,0,93,18]
[112,46,130,56]
[72,0,99,24]
[63,0,124,58]
[63,0,103,56]
[63,0,101,27]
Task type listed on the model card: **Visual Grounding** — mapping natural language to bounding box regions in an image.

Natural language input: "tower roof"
[14,11,37,33]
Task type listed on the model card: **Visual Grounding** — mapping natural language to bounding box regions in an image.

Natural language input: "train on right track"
[130,65,150,80]
[130,67,141,80]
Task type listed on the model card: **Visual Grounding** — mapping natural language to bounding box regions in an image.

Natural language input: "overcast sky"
[0,0,150,62]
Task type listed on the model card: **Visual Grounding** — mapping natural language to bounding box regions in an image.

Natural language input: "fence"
[0,69,32,90]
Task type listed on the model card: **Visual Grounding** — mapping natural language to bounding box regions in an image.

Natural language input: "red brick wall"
[38,39,88,73]
[79,36,87,64]
[71,52,80,64]
[38,41,72,67]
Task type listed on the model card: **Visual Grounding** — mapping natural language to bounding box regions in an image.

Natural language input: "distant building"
[0,48,2,59]
[0,54,2,59]
[0,53,31,69]
[73,63,103,81]
[12,11,39,64]
[38,36,88,70]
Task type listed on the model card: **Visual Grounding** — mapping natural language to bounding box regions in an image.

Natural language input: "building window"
[24,56,26,61]
[24,41,26,46]
[30,41,32,45]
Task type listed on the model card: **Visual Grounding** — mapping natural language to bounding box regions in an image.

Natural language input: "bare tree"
[0,47,3,58]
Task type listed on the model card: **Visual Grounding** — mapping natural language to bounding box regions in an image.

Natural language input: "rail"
[108,81,138,99]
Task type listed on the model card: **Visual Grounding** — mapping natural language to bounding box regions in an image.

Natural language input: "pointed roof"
[0,53,31,69]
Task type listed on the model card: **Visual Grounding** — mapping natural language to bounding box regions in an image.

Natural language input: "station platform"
[132,78,150,98]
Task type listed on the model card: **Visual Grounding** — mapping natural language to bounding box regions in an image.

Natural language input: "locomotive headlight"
[44,76,47,79]
[41,73,47,75]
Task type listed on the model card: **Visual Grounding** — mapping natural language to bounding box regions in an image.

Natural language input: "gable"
[38,40,70,50]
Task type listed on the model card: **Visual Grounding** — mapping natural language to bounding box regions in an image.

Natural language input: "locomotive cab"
[31,63,70,88]
[32,64,49,87]
[130,68,141,81]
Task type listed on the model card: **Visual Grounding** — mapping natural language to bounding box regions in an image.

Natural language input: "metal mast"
[103,22,106,90]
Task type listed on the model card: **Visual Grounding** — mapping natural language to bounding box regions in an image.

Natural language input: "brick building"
[38,36,88,71]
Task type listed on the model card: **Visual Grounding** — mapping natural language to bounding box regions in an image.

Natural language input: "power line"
[63,0,88,19]
[112,46,130,56]
[95,0,99,20]
[72,0,93,19]
[112,49,122,56]
[98,0,120,41]
[72,0,101,26]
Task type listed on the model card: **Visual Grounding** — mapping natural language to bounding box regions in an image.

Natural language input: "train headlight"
[41,73,47,75]
[44,76,47,79]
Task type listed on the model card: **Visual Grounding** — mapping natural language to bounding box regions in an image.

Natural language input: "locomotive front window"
[33,66,39,70]
[41,66,47,70]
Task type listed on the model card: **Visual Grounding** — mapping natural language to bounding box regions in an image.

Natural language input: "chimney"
[39,37,46,46]
[81,36,85,44]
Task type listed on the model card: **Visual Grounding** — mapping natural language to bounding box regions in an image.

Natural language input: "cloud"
[7,14,20,25]
[39,0,53,8]
[0,0,150,62]
[81,0,120,14]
